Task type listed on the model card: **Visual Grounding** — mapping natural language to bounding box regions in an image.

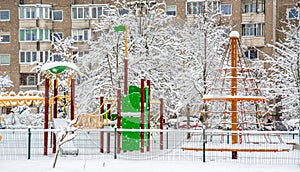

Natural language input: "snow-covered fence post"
[27,127,31,159]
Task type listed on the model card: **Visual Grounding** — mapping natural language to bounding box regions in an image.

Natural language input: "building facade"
[0,0,299,93]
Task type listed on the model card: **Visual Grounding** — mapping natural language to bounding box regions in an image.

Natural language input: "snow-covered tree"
[262,18,300,120]
[174,6,231,122]
[0,73,13,92]
[76,0,183,115]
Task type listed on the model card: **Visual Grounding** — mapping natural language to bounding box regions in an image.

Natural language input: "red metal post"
[117,89,121,153]
[52,78,58,154]
[160,97,164,150]
[71,79,75,120]
[44,78,49,156]
[147,80,151,152]
[140,78,145,153]
[100,96,104,153]
[53,78,58,119]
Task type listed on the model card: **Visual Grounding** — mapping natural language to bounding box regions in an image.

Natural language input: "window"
[19,6,36,19]
[242,23,264,36]
[91,5,109,18]
[244,49,258,60]
[187,2,203,15]
[51,54,62,62]
[72,29,89,42]
[39,51,51,63]
[242,0,265,14]
[287,8,298,19]
[27,76,36,85]
[19,5,52,19]
[0,34,10,43]
[39,29,51,41]
[19,29,51,42]
[19,29,37,41]
[53,10,62,21]
[72,6,89,19]
[187,1,220,15]
[0,54,10,65]
[20,51,37,64]
[221,4,232,16]
[0,10,10,21]
[20,74,36,86]
[166,5,176,16]
[52,32,63,42]
[118,8,127,16]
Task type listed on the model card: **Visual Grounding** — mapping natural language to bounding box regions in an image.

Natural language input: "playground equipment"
[201,31,267,159]
[41,61,78,155]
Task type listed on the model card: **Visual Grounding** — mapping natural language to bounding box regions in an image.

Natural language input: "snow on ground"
[1,158,299,172]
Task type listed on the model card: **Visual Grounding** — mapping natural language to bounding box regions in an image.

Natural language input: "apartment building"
[0,0,299,93]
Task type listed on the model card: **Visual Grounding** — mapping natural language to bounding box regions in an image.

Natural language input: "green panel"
[111,114,117,120]
[122,93,140,112]
[122,85,149,113]
[122,117,140,151]
[121,116,149,151]
[129,85,140,94]
[121,85,149,151]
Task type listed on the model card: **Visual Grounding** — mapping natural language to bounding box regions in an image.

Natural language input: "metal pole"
[202,127,206,163]
[107,103,111,153]
[52,78,57,154]
[71,79,75,120]
[27,127,31,159]
[159,97,164,150]
[230,32,239,159]
[117,89,121,154]
[140,78,145,153]
[124,26,128,95]
[44,78,49,156]
[166,127,169,149]
[114,127,117,159]
[147,80,151,151]
[100,96,104,153]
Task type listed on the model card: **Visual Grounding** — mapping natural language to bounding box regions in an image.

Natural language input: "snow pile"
[0,106,44,129]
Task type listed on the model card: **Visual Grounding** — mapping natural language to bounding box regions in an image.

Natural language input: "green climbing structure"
[122,85,149,151]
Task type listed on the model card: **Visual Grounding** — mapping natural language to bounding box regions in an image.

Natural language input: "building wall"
[0,0,298,92]
[0,0,20,92]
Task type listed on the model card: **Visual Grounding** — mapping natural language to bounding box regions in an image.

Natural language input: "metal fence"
[0,128,299,165]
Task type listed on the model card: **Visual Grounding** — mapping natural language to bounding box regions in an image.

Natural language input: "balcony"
[241,36,265,47]
[242,13,265,23]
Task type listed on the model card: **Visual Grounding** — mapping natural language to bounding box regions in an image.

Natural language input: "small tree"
[0,73,13,92]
